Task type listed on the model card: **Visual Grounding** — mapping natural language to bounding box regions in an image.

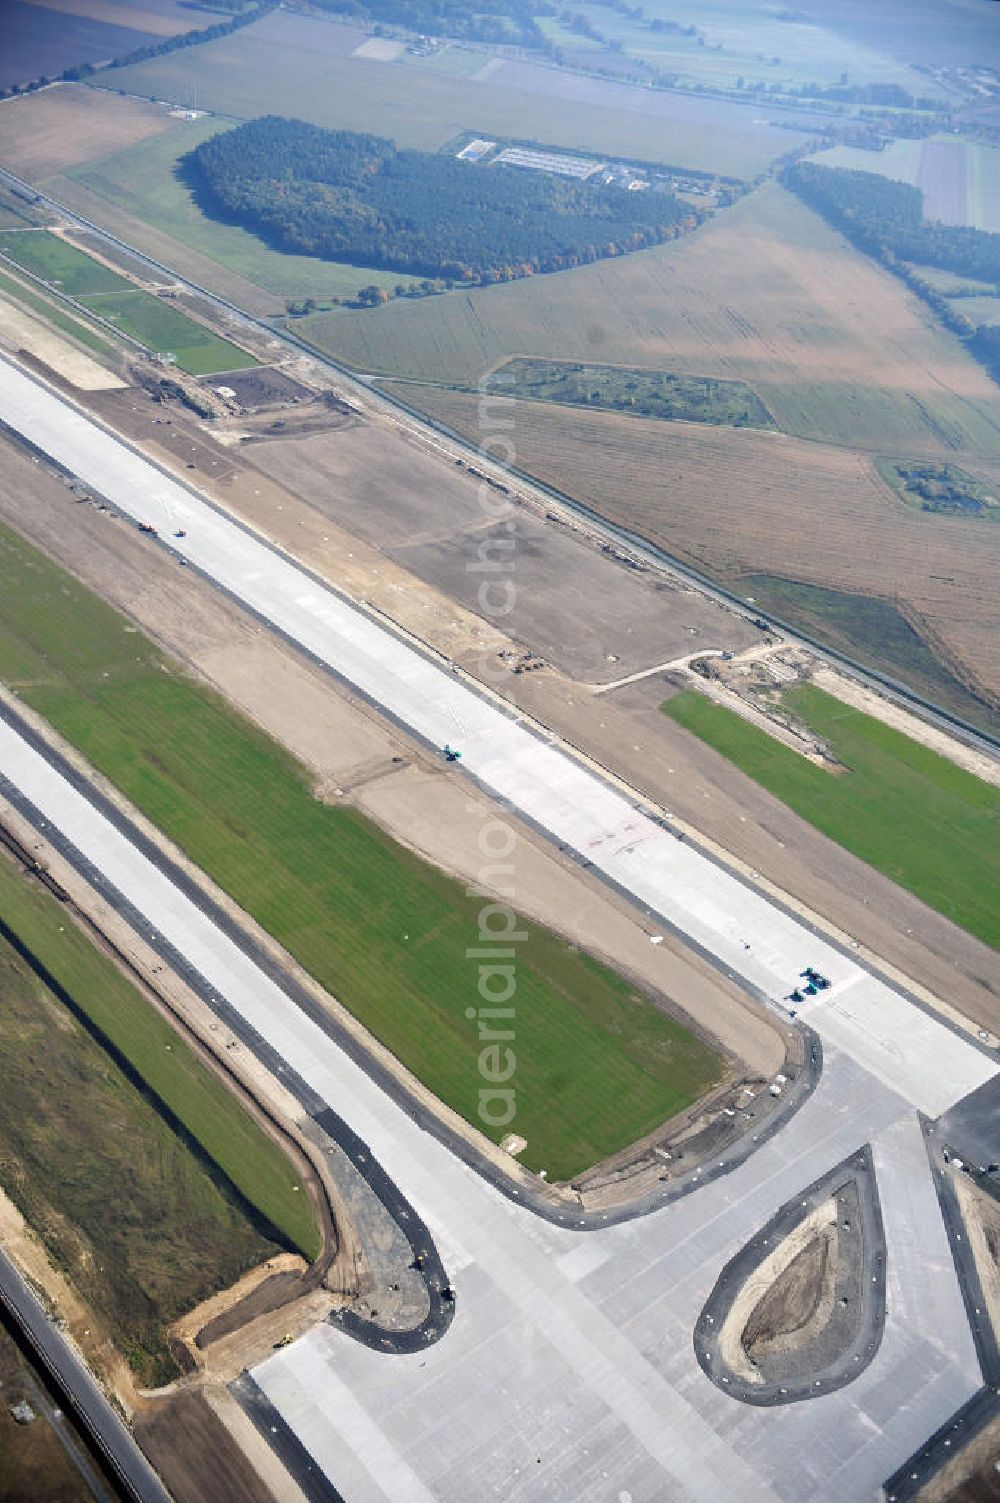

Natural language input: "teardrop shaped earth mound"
[694,1145,886,1404]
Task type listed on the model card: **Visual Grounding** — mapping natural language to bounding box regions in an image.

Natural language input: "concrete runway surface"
[0,355,996,1500]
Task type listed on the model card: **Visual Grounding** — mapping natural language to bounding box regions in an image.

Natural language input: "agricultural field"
[810,138,1000,230]
[2,0,156,91]
[0,229,255,372]
[0,82,177,181]
[0,521,724,1181]
[315,184,1000,455]
[0,852,303,1385]
[546,0,943,99]
[488,357,775,428]
[799,0,997,69]
[663,685,1000,949]
[100,8,803,178]
[395,384,1000,731]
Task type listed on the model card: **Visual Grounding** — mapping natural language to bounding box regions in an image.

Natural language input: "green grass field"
[80,286,255,374]
[0,268,113,356]
[664,685,1000,948]
[0,229,254,374]
[0,229,126,295]
[491,356,774,428]
[0,523,722,1180]
[0,837,319,1265]
[0,853,316,1383]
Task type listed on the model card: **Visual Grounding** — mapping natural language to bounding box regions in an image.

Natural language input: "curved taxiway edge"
[694,1142,887,1405]
[0,694,821,1236]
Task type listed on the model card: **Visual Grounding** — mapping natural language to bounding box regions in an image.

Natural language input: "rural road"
[0,1247,174,1503]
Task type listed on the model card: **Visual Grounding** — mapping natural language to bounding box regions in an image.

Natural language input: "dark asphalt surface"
[0,1247,174,1503]
[230,1373,347,1503]
[884,1387,1000,1503]
[882,1111,1000,1500]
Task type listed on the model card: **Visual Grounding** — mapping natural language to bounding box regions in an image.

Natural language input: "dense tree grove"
[970,324,1000,382]
[784,161,1000,284]
[188,117,688,282]
[309,0,548,47]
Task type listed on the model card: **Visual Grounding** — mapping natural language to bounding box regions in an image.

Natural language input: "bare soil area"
[0,288,123,391]
[205,365,313,410]
[0,85,177,181]
[918,1419,1000,1503]
[955,1173,1000,1349]
[134,1389,280,1503]
[718,1197,838,1385]
[404,385,1000,709]
[247,421,757,682]
[0,1315,100,1503]
[743,1232,831,1357]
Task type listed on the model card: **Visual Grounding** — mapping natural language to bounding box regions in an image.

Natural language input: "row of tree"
[189,117,688,282]
[784,161,1000,284]
[308,0,549,49]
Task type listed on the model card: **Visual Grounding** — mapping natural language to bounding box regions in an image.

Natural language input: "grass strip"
[664,684,1000,949]
[0,522,723,1180]
[0,268,113,356]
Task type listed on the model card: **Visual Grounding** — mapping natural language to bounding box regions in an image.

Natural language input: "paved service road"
[0,355,995,1501]
[0,1248,174,1503]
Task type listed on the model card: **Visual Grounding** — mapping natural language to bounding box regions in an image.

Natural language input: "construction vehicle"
[272,1333,294,1349]
[137,522,157,535]
[442,744,462,763]
[174,529,187,538]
